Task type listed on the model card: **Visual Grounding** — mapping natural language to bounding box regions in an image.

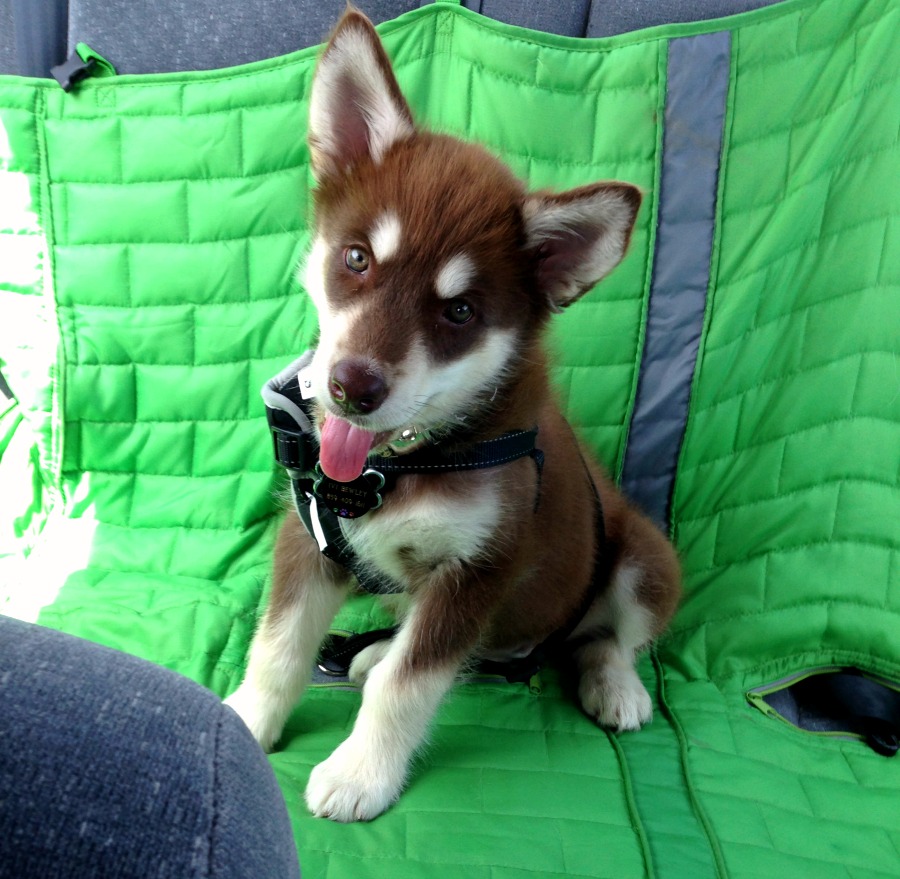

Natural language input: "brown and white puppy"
[225,9,680,822]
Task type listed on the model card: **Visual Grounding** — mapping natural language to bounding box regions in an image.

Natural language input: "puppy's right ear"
[308,10,415,179]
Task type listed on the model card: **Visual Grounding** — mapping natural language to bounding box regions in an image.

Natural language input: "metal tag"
[312,465,386,519]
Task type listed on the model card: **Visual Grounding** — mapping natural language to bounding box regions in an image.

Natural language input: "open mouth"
[318,413,432,482]
[318,414,387,483]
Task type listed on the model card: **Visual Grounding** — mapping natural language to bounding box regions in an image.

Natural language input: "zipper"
[747,666,900,754]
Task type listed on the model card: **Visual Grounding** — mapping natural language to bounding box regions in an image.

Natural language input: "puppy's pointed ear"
[524,183,642,311]
[308,10,415,178]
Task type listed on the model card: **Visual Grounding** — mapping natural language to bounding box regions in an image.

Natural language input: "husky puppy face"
[307,135,538,434]
[303,11,640,481]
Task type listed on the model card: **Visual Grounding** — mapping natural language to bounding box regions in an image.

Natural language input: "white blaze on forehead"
[301,236,365,398]
[369,211,402,264]
[435,253,475,300]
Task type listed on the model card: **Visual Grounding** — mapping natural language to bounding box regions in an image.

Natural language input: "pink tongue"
[319,415,377,483]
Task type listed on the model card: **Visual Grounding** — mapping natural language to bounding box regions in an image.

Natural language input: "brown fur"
[268,506,346,624]
[227,8,681,822]
[288,7,680,686]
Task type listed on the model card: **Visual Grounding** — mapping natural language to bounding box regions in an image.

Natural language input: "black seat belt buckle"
[51,52,97,92]
[317,629,398,678]
[863,717,899,758]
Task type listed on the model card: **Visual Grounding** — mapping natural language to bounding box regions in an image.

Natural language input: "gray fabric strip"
[620,31,731,529]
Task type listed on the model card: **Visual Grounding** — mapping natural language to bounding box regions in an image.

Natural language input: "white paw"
[348,640,392,686]
[223,685,283,752]
[305,736,404,822]
[579,665,653,732]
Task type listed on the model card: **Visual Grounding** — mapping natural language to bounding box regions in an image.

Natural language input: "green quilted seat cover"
[1,0,898,875]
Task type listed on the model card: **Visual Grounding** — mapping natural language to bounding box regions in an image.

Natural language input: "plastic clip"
[51,52,97,92]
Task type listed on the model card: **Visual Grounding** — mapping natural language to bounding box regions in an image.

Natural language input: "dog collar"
[262,352,544,594]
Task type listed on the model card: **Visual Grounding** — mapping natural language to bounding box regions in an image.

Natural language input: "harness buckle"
[270,424,313,475]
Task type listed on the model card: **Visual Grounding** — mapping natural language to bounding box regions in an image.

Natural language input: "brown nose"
[329,359,388,415]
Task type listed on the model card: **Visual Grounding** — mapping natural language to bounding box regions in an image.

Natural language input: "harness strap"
[292,478,404,594]
[316,448,611,684]
[484,462,613,682]
[262,352,610,679]
[263,352,545,595]
[317,628,400,677]
[369,429,541,473]
[285,432,545,595]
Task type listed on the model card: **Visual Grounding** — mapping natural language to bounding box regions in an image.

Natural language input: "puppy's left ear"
[308,10,415,179]
[524,182,642,311]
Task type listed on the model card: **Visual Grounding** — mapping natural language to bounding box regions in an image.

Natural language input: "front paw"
[305,737,404,822]
[223,685,282,752]
[579,665,653,732]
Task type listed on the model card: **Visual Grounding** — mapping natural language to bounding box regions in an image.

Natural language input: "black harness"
[264,353,610,683]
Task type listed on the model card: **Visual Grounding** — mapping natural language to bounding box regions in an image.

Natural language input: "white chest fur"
[341,476,503,587]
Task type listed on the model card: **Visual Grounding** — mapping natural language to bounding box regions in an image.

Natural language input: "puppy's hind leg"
[348,638,393,686]
[572,562,656,731]
[225,517,349,750]
[571,530,680,732]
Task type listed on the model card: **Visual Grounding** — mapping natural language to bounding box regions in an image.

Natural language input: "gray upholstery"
[6,0,67,77]
[0,0,15,74]
[0,615,300,879]
[475,0,594,38]
[585,0,781,35]
[67,0,424,75]
[0,0,786,77]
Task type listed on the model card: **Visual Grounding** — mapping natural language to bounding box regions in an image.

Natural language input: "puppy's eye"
[344,247,370,273]
[443,299,474,325]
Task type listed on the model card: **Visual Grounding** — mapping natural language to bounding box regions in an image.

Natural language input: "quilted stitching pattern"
[17,70,317,685]
[659,675,900,879]
[1,0,899,876]
[0,8,664,877]
[660,1,900,875]
[277,654,663,879]
[1,7,660,662]
[668,0,900,684]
